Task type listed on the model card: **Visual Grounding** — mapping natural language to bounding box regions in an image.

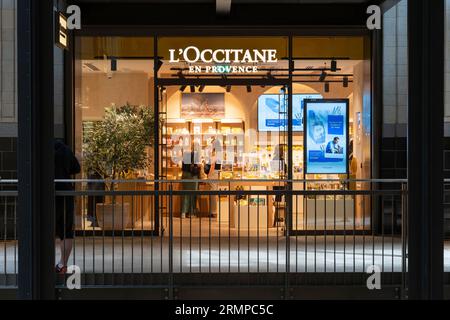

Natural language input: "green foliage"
[83,104,154,189]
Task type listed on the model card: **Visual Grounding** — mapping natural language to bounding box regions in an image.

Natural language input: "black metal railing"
[47,179,408,288]
[0,178,417,296]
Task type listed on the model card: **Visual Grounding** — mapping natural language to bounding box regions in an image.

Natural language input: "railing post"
[168,182,174,300]
[401,182,408,299]
[285,181,291,300]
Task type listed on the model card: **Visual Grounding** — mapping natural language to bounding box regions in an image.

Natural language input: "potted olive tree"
[84,104,154,230]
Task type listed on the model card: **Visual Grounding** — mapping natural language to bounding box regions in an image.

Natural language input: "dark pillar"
[17,0,55,299]
[408,0,444,299]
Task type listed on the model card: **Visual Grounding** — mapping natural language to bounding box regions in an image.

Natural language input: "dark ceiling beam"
[76,3,371,27]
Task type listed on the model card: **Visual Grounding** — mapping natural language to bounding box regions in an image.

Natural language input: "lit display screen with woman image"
[257,94,322,132]
[304,99,349,174]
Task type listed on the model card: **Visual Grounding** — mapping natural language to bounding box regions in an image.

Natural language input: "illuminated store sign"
[56,12,68,50]
[169,46,278,73]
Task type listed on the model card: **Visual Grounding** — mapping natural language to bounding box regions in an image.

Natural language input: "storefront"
[72,30,374,235]
[9,0,447,300]
[45,0,385,239]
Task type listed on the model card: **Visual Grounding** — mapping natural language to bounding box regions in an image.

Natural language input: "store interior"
[75,36,372,234]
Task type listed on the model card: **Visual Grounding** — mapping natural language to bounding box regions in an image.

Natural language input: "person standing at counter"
[271,144,287,227]
[349,140,358,190]
[205,136,222,218]
[271,144,287,178]
[181,142,201,219]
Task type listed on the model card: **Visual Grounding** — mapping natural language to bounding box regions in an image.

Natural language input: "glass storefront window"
[74,36,155,231]
[73,34,372,233]
[292,36,372,231]
[157,36,289,182]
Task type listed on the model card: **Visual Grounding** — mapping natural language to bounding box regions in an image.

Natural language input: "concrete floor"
[2,236,450,274]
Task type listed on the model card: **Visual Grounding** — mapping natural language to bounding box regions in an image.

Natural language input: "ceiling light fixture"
[343,76,349,88]
[198,85,205,92]
[331,59,337,72]
[216,0,232,16]
[319,71,327,82]
[324,82,330,93]
[190,85,196,93]
[110,57,117,71]
[179,85,187,92]
[226,85,231,92]
[246,85,252,93]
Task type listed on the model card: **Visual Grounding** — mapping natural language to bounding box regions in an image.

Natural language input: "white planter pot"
[96,203,131,230]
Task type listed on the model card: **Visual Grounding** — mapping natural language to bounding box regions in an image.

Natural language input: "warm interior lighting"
[220,118,242,124]
[166,119,186,124]
[192,118,214,123]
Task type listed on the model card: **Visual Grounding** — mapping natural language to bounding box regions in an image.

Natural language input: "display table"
[115,181,155,229]
[304,197,354,230]
[170,179,286,228]
[231,204,268,230]
[220,180,285,228]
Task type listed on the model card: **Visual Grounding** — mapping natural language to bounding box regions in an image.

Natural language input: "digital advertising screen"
[304,99,349,174]
[257,94,322,132]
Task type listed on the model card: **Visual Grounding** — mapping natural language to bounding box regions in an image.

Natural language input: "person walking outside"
[54,139,81,274]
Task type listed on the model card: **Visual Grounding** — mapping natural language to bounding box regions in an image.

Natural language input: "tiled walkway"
[2,236,450,274]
